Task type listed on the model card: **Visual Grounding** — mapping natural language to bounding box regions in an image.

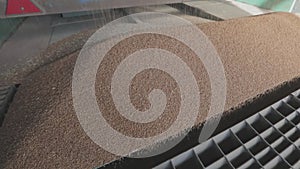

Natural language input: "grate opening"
[196,140,223,167]
[227,147,252,168]
[239,158,260,169]
[288,112,300,125]
[285,146,300,166]
[206,158,233,169]
[273,137,291,153]
[233,122,256,143]
[264,128,281,144]
[246,137,268,155]
[288,128,300,142]
[286,95,300,109]
[274,101,295,116]
[247,115,271,133]
[277,120,294,134]
[263,108,283,124]
[257,147,277,165]
[264,156,290,169]
[173,151,203,169]
[214,131,241,154]
[261,128,281,144]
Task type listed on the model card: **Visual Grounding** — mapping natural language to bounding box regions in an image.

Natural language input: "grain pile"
[1,12,300,168]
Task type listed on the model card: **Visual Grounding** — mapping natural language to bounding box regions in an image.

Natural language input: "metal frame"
[0,0,191,18]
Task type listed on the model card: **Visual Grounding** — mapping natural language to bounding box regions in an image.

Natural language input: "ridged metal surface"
[154,89,300,169]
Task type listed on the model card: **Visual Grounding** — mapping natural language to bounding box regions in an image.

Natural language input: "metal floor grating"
[154,89,300,169]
